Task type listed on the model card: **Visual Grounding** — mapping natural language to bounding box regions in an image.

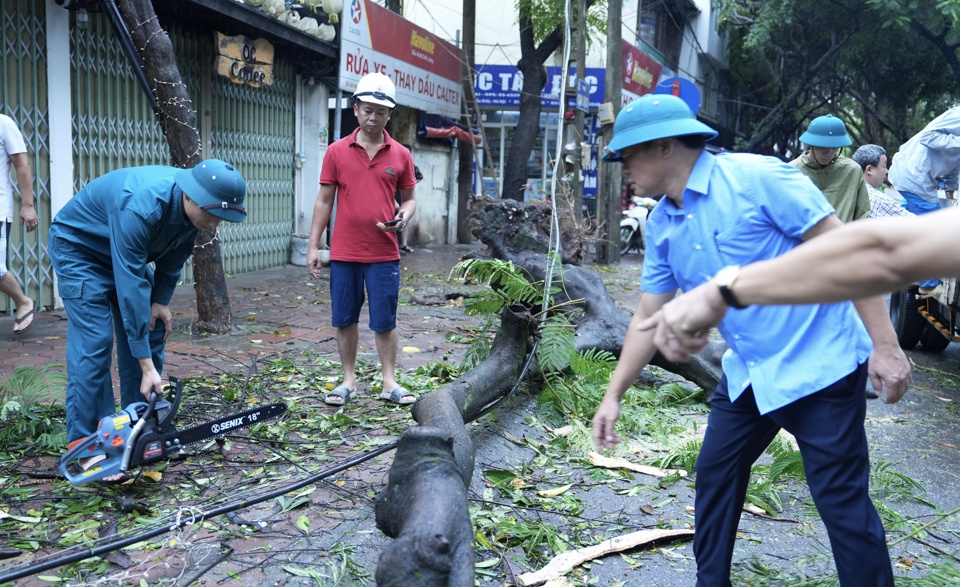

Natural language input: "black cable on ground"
[0,442,397,584]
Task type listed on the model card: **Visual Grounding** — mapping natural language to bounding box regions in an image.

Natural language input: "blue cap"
[799,115,852,148]
[603,94,718,162]
[175,159,247,222]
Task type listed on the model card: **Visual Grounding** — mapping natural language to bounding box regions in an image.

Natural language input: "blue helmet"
[175,159,247,222]
[602,94,718,162]
[799,114,852,149]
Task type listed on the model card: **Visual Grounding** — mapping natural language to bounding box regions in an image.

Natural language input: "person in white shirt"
[0,113,38,334]
[887,107,960,214]
[851,144,913,219]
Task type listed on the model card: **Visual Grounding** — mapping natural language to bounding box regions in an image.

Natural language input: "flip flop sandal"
[325,385,353,406]
[13,299,36,334]
[380,386,416,405]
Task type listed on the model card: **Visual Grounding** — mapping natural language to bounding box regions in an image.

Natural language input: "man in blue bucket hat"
[790,114,872,222]
[49,159,247,482]
[592,94,909,586]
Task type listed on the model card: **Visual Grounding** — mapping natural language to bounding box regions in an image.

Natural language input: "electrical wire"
[541,0,575,319]
[0,443,397,584]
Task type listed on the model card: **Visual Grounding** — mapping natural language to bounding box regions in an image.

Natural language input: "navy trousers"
[693,363,893,587]
[50,237,165,443]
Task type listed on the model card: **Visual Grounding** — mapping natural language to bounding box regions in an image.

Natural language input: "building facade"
[2,0,338,313]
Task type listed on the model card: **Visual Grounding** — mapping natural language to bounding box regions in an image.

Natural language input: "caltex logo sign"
[350,0,362,24]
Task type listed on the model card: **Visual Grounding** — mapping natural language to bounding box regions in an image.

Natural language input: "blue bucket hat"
[602,94,718,162]
[799,115,852,149]
[175,159,247,222]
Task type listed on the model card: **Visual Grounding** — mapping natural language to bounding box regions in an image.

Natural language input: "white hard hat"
[353,72,396,108]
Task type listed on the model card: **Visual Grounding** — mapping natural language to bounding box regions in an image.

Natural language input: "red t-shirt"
[320,128,416,262]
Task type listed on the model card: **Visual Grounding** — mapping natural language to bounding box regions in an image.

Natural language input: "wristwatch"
[714,265,747,309]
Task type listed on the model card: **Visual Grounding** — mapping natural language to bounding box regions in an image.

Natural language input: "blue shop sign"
[474,64,606,109]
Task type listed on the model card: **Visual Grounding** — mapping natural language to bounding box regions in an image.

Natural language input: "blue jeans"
[899,192,940,287]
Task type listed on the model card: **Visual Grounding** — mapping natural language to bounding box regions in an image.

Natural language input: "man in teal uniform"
[49,159,247,475]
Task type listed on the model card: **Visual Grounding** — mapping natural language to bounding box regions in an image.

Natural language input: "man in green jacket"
[790,114,871,222]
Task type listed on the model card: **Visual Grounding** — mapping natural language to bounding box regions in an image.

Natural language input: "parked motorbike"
[620,196,659,255]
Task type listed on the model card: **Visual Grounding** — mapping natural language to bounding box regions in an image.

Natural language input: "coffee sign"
[215,32,274,87]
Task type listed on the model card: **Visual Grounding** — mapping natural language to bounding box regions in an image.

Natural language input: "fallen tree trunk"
[375,306,535,587]
[462,196,725,392]
[374,196,725,586]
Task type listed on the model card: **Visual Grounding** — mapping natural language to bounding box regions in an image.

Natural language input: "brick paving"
[0,243,652,586]
[0,243,487,392]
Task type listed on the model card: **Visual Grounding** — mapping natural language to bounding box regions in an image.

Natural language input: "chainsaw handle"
[157,376,183,433]
[59,435,104,484]
[120,391,158,472]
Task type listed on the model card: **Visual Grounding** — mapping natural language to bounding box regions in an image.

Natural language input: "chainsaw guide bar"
[59,377,287,484]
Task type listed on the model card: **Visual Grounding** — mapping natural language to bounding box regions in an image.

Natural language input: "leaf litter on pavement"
[1,262,959,585]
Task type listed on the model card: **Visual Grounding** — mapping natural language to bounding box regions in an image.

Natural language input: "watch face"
[716,265,739,286]
[715,266,745,308]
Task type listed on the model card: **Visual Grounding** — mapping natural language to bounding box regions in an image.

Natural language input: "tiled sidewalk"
[0,244,485,390]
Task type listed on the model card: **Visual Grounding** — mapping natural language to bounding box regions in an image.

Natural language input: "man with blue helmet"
[790,114,872,222]
[592,94,909,587]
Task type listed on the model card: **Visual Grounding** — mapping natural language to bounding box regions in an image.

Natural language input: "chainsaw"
[59,376,287,484]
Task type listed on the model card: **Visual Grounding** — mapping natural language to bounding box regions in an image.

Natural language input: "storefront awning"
[152,0,339,80]
[418,114,481,145]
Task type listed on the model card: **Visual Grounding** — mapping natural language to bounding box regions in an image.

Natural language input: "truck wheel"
[919,304,952,352]
[620,227,634,255]
[889,287,923,350]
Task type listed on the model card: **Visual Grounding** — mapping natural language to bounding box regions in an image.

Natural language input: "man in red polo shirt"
[306,72,418,406]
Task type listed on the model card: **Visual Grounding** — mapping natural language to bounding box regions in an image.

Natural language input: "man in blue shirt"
[49,160,247,477]
[592,95,911,587]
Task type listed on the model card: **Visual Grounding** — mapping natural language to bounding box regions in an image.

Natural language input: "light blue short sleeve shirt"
[641,151,873,414]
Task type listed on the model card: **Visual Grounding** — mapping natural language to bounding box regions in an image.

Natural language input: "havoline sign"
[339,0,463,118]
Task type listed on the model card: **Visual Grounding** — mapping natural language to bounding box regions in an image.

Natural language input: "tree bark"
[376,306,533,587]
[115,0,235,334]
[501,5,563,201]
[463,196,724,392]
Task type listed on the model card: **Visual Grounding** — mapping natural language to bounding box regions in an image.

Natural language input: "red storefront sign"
[621,40,663,105]
[339,0,464,118]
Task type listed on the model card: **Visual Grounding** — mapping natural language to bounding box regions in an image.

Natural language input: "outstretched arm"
[593,290,675,450]
[639,207,960,360]
[727,207,960,304]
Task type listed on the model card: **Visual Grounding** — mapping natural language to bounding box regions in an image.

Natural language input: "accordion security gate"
[0,5,298,313]
[72,12,296,283]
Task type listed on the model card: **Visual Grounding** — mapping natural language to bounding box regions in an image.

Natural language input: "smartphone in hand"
[383,218,403,226]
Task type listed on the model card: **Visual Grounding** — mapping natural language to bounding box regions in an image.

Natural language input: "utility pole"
[596,0,622,264]
[457,0,476,243]
[567,0,588,221]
